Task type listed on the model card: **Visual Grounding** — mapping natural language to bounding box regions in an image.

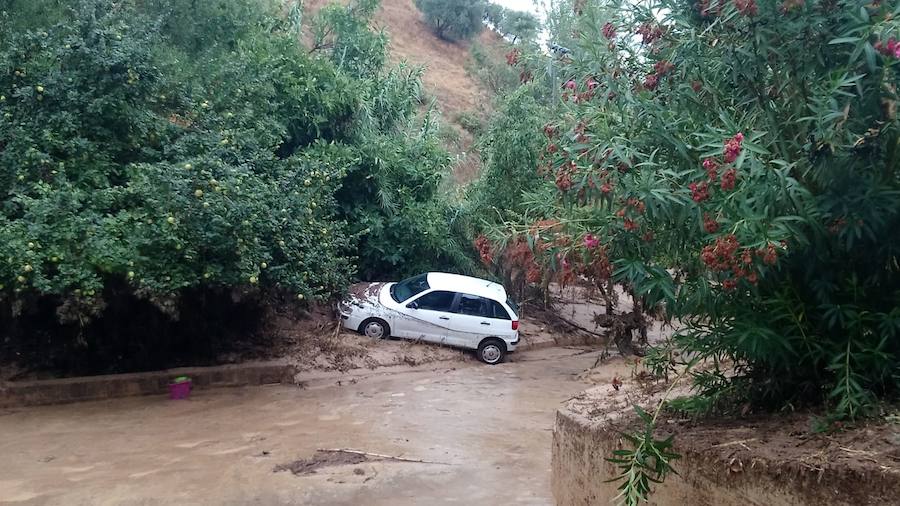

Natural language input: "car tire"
[477,338,506,365]
[359,318,390,340]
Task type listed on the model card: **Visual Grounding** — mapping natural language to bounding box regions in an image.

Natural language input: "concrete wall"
[0,362,296,408]
[551,409,900,506]
[0,333,592,409]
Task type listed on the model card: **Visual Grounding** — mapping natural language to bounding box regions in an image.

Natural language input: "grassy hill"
[304,0,506,182]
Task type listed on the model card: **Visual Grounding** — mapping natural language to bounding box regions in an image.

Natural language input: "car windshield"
[390,274,430,303]
[506,297,520,318]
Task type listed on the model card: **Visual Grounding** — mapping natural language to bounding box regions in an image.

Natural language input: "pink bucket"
[169,378,192,400]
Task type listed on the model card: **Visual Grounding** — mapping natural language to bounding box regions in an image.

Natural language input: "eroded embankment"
[552,390,900,505]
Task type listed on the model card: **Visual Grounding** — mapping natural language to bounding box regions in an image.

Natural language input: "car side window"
[488,299,510,320]
[455,294,490,318]
[412,290,456,312]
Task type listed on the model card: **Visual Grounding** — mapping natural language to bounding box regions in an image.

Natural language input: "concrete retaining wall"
[551,408,900,506]
[0,362,296,408]
[0,337,595,408]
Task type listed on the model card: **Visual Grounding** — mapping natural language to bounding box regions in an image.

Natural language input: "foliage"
[497,10,541,44]
[456,111,484,135]
[466,42,524,96]
[466,87,548,220]
[414,0,487,41]
[606,406,680,506]
[334,108,475,279]
[306,2,474,282]
[483,3,508,31]
[481,0,900,419]
[482,4,540,44]
[471,2,900,500]
[0,0,469,369]
[310,0,387,78]
[0,1,354,308]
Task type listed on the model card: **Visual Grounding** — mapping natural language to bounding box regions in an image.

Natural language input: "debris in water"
[274,451,368,475]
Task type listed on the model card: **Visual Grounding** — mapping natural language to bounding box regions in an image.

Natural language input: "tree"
[483,3,506,31]
[500,10,540,43]
[0,0,472,373]
[415,0,486,41]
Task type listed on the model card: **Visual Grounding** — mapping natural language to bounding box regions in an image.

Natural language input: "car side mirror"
[406,302,418,309]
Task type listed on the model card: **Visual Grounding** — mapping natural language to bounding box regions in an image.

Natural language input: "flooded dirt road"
[0,347,622,505]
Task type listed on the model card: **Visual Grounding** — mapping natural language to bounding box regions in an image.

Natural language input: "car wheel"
[477,338,506,365]
[360,318,390,339]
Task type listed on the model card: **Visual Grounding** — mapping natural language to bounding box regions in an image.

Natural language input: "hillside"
[304,0,506,182]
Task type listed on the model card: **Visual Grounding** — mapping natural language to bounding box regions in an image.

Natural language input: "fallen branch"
[316,448,452,465]
[554,315,607,338]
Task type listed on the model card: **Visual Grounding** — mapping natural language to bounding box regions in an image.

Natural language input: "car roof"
[425,272,507,301]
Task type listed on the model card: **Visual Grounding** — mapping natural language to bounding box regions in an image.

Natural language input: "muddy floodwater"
[0,347,615,505]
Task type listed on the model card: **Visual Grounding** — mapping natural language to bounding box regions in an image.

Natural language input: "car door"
[394,290,457,343]
[443,293,497,349]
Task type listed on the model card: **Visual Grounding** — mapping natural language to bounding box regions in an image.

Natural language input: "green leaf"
[828,37,861,45]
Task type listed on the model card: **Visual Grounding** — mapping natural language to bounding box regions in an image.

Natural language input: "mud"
[0,347,626,505]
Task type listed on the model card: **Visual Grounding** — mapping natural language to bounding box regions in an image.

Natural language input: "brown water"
[0,347,614,505]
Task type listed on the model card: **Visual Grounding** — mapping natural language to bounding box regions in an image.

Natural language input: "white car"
[338,272,520,364]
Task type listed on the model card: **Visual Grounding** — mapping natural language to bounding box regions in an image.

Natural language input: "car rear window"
[506,297,519,318]
[455,294,490,317]
[488,299,510,320]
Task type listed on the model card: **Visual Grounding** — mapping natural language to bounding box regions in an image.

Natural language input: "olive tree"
[414,0,486,41]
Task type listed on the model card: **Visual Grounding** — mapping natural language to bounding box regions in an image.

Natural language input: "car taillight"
[512,320,519,331]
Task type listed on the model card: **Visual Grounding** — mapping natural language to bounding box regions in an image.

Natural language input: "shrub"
[480,0,900,417]
[414,0,487,41]
[473,1,900,501]
[456,111,484,135]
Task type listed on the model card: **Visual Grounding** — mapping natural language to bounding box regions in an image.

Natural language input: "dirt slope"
[304,0,505,182]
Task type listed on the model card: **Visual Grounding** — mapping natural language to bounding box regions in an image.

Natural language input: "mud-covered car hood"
[341,282,387,310]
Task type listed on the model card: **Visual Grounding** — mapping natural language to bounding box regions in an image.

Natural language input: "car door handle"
[480,322,490,326]
[439,316,450,320]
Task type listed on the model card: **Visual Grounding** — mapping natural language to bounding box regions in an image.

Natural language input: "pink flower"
[557,253,570,270]
[583,234,600,249]
[643,74,659,90]
[654,60,674,76]
[602,22,616,40]
[875,37,900,59]
[703,158,719,180]
[564,80,577,90]
[587,79,599,91]
[636,23,663,45]
[689,181,710,202]
[721,168,737,191]
[734,0,758,16]
[723,132,744,164]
